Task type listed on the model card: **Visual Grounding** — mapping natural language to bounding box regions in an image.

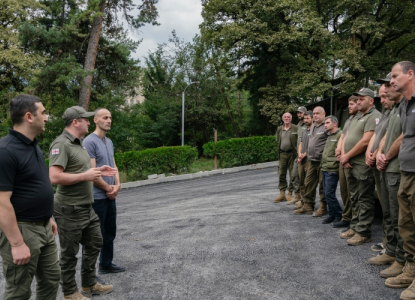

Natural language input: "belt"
[17,219,50,227]
[280,149,293,153]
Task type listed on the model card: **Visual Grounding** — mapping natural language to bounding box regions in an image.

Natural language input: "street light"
[182,81,199,146]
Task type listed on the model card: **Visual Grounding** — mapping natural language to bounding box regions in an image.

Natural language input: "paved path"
[0,167,402,299]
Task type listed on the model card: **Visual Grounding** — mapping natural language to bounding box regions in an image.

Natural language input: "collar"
[327,128,340,136]
[282,124,292,131]
[358,106,376,119]
[314,121,324,128]
[62,129,82,145]
[8,128,37,145]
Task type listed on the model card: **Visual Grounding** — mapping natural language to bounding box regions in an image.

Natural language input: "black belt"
[280,150,293,153]
[17,219,50,227]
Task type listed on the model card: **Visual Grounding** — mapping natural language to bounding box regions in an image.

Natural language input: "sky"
[127,0,203,64]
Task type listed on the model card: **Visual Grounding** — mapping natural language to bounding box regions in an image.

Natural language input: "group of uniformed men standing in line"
[0,99,124,299]
[275,60,415,300]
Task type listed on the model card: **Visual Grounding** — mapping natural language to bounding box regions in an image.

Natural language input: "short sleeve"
[83,137,97,159]
[0,148,17,191]
[364,114,380,132]
[49,142,69,169]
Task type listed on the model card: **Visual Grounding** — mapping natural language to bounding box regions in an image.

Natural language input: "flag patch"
[375,118,379,125]
[51,149,59,155]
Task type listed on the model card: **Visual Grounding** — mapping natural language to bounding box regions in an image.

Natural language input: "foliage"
[203,136,278,168]
[115,146,198,181]
[200,0,415,125]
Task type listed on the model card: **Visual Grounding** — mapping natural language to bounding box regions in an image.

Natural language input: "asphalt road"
[0,167,403,299]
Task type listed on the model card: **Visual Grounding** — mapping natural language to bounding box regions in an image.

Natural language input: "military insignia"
[375,118,379,125]
[51,149,59,155]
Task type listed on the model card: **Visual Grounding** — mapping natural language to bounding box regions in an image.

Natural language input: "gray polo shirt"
[372,109,391,152]
[297,121,307,147]
[385,103,402,173]
[83,133,116,199]
[280,128,293,151]
[300,127,311,161]
[307,122,327,162]
[399,94,415,172]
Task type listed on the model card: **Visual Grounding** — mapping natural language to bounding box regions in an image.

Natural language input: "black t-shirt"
[0,129,54,221]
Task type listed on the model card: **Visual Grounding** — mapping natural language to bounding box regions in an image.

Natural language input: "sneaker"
[368,253,395,265]
[385,262,415,288]
[81,282,114,297]
[322,216,335,224]
[332,220,350,228]
[340,229,355,239]
[347,234,371,246]
[99,264,126,274]
[64,292,90,300]
[371,242,385,252]
[380,261,405,278]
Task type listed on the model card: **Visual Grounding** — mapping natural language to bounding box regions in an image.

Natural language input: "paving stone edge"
[121,161,279,189]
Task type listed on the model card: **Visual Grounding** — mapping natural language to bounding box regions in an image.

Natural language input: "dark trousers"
[398,171,415,263]
[92,198,117,268]
[322,171,343,219]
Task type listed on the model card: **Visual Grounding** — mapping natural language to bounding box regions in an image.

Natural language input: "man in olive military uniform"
[287,106,308,205]
[274,112,298,203]
[334,96,358,228]
[295,111,313,209]
[365,83,395,255]
[320,116,343,224]
[340,88,382,246]
[294,106,327,216]
[383,61,415,300]
[375,74,406,280]
[0,94,60,300]
[49,106,117,300]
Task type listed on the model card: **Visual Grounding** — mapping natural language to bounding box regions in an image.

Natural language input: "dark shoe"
[98,264,126,274]
[341,227,350,233]
[96,276,106,284]
[332,220,350,228]
[322,216,335,224]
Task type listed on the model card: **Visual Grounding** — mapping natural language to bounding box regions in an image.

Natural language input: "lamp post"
[182,81,199,146]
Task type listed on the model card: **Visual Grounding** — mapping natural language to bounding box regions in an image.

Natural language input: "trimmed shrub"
[203,136,278,168]
[115,146,198,181]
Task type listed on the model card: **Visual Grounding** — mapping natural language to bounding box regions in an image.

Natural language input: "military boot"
[274,190,286,203]
[380,261,405,278]
[294,203,314,215]
[400,279,415,300]
[287,191,294,202]
[64,292,90,300]
[287,193,298,205]
[368,253,395,265]
[347,233,371,246]
[340,228,355,239]
[294,201,303,209]
[312,205,328,217]
[81,282,114,297]
[385,262,415,288]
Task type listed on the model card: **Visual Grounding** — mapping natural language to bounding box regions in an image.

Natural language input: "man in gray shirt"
[84,108,125,274]
[294,106,327,216]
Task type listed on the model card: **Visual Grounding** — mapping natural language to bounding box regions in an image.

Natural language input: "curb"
[121,161,279,189]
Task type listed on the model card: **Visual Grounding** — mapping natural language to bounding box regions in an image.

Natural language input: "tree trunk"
[78,0,106,110]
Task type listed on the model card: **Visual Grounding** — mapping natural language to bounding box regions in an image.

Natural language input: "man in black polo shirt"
[0,94,60,300]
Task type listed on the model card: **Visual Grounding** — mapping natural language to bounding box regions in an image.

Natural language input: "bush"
[203,136,278,168]
[115,146,198,181]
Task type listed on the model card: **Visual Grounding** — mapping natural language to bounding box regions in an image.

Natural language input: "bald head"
[313,106,326,125]
[94,108,112,133]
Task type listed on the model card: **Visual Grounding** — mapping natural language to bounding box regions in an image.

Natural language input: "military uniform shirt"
[384,102,402,173]
[280,127,293,151]
[49,130,93,205]
[307,122,327,162]
[372,109,391,152]
[297,121,307,148]
[399,94,415,172]
[344,106,382,165]
[300,127,311,162]
[321,129,342,173]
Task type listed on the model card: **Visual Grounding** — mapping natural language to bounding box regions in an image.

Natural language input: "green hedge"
[115,146,198,181]
[203,136,278,168]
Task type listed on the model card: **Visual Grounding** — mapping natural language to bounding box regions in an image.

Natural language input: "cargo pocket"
[4,263,29,286]
[387,174,400,186]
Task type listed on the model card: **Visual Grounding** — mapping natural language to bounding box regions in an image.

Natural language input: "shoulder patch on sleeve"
[51,148,59,155]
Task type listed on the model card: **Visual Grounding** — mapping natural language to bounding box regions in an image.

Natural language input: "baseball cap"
[296,106,307,112]
[62,106,95,123]
[353,88,375,98]
[376,72,391,84]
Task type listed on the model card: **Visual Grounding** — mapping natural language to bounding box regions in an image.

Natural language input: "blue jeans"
[92,198,117,268]
[322,171,343,219]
